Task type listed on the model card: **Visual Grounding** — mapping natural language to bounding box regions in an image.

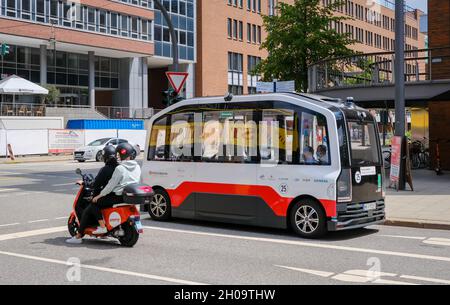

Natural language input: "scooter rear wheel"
[68,216,79,237]
[118,223,139,247]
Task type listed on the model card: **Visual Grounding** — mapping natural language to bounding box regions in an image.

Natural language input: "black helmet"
[102,145,116,163]
[116,142,135,160]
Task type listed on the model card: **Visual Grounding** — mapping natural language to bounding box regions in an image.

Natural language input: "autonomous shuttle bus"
[141,93,385,238]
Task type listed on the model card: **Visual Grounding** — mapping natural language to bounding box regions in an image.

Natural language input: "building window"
[247,55,261,94]
[228,52,243,95]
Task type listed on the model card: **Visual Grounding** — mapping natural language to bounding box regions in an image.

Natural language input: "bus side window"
[300,111,330,165]
[148,116,168,161]
[169,112,194,161]
[260,109,297,165]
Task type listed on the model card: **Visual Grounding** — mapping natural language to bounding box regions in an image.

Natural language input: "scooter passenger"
[66,145,119,244]
[90,143,141,233]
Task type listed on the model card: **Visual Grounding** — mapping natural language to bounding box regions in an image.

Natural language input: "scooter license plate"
[134,220,143,231]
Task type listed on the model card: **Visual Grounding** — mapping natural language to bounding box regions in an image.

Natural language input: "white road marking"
[28,219,49,224]
[0,188,19,193]
[276,265,450,285]
[380,235,450,247]
[275,265,334,277]
[0,223,20,228]
[54,217,68,220]
[143,226,450,263]
[379,234,426,240]
[0,250,207,285]
[400,275,450,285]
[0,226,66,241]
[52,183,75,187]
[423,238,450,247]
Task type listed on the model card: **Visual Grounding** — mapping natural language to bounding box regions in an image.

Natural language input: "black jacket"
[93,162,118,196]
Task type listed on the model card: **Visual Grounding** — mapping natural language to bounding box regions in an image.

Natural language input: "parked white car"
[74,138,140,162]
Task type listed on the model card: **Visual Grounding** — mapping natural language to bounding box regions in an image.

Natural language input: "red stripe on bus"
[166,182,337,217]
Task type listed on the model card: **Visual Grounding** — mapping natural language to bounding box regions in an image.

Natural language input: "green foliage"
[44,85,60,105]
[255,0,356,92]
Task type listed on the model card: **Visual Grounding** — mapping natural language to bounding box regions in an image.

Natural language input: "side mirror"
[75,168,82,176]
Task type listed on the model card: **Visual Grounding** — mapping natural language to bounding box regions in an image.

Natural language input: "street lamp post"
[395,0,406,190]
[153,0,179,72]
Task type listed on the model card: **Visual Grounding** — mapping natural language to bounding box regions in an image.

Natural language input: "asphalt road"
[1,160,450,285]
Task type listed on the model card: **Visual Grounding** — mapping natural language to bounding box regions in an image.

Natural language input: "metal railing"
[0,103,46,117]
[308,47,450,93]
[0,102,158,119]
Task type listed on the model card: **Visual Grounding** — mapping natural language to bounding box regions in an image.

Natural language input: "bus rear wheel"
[290,199,327,238]
[148,189,171,221]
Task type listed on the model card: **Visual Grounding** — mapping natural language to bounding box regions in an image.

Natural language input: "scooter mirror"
[75,168,82,176]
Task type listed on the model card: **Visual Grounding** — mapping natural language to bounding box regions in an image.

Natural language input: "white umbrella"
[0,75,48,114]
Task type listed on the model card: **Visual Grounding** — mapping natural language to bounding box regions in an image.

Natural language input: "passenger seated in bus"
[316,145,329,164]
[302,146,317,164]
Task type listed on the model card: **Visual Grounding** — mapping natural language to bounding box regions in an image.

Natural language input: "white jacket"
[100,160,141,196]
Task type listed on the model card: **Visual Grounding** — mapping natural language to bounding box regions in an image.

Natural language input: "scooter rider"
[90,142,141,235]
[67,145,119,244]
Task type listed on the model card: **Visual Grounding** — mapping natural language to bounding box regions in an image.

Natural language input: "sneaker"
[66,236,83,244]
[92,226,107,235]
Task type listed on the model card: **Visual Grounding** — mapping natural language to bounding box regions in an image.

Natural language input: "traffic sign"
[166,72,189,94]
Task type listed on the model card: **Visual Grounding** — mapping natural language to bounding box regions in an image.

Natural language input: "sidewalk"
[385,169,450,230]
[0,154,73,164]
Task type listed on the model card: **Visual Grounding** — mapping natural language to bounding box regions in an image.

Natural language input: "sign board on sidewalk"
[166,72,189,94]
[48,129,84,154]
[256,80,295,93]
[275,80,296,92]
[256,82,274,93]
[389,136,402,188]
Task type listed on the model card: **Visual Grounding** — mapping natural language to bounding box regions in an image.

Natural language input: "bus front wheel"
[148,189,172,221]
[290,199,327,238]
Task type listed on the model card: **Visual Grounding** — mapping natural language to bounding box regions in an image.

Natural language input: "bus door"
[194,107,259,222]
[147,111,196,213]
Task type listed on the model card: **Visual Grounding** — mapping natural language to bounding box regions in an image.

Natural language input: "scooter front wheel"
[68,216,79,237]
[118,223,139,247]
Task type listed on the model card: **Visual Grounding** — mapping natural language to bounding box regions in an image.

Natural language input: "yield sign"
[166,72,189,94]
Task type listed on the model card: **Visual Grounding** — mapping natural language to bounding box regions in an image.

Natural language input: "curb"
[0,156,73,165]
[384,219,450,231]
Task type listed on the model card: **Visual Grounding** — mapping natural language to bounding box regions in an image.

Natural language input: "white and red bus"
[141,93,385,238]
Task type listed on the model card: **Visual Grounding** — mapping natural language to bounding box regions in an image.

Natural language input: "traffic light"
[162,88,184,107]
[1,43,10,56]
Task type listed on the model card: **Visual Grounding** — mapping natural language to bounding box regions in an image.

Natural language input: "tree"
[255,0,356,92]
[43,85,60,105]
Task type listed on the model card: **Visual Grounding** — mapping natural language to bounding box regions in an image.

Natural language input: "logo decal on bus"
[355,171,362,184]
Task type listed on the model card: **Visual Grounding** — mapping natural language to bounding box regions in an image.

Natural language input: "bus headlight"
[337,169,352,202]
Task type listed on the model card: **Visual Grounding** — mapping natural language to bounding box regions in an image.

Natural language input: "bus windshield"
[348,121,380,165]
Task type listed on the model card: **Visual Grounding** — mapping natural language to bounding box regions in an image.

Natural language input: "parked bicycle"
[410,137,430,170]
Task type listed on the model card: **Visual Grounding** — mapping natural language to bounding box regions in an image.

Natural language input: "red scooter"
[68,168,153,247]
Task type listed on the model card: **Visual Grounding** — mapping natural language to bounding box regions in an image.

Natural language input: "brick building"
[195,0,426,97]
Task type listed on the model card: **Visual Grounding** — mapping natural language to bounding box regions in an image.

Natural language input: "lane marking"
[28,219,49,224]
[400,275,450,285]
[379,234,426,240]
[52,183,75,187]
[423,238,450,247]
[0,188,19,193]
[276,265,417,285]
[143,226,450,263]
[275,265,450,285]
[0,226,66,241]
[0,250,207,285]
[0,223,20,228]
[54,217,68,220]
[380,235,450,247]
[274,265,334,277]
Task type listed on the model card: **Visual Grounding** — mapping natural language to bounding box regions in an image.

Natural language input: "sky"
[405,0,428,13]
